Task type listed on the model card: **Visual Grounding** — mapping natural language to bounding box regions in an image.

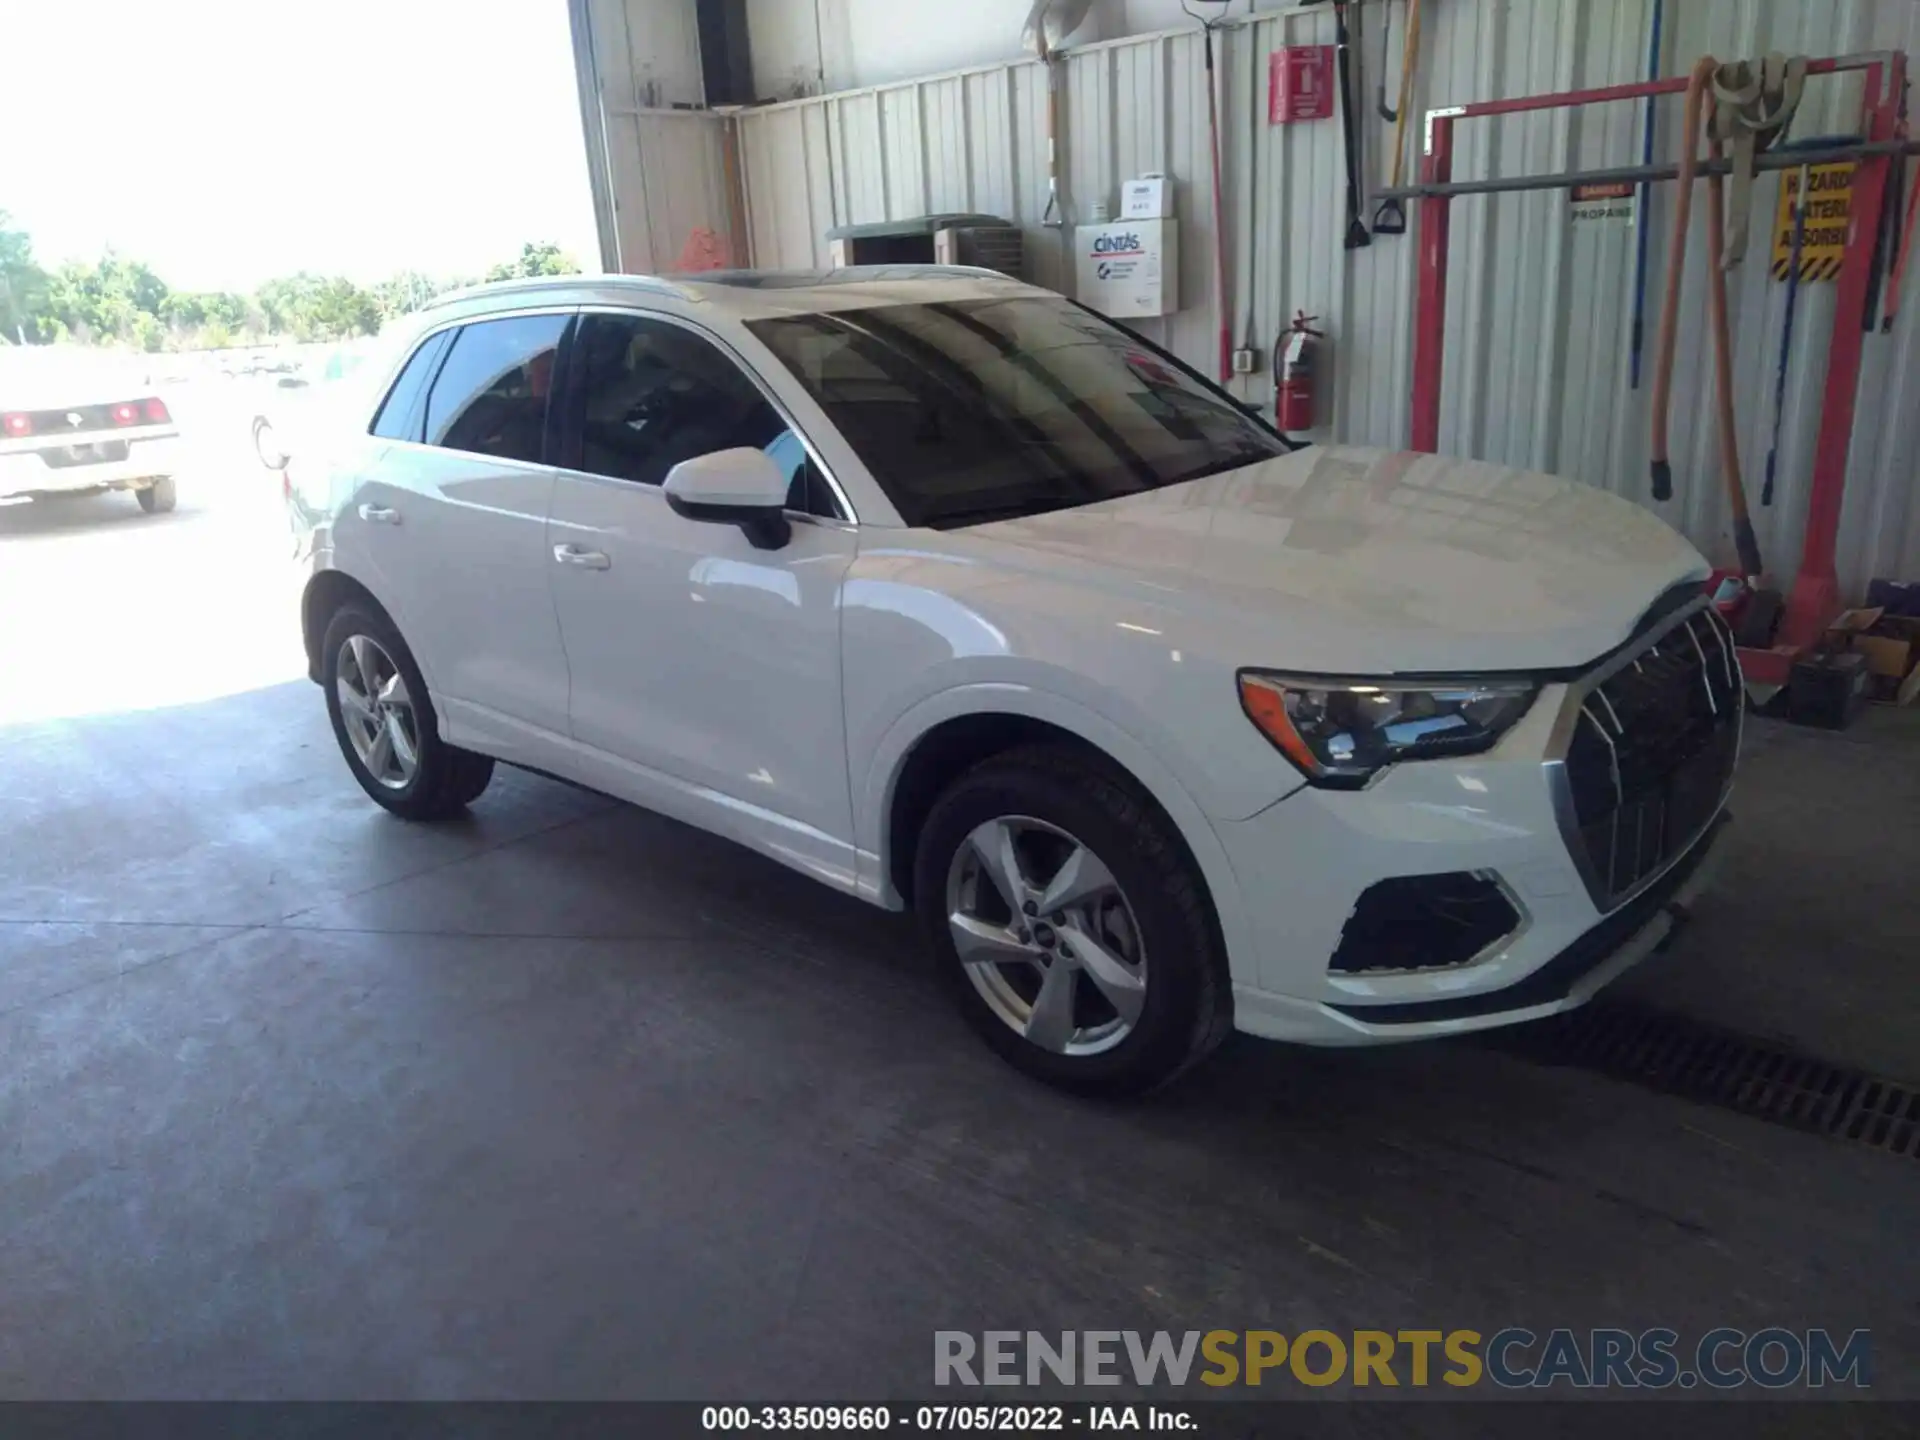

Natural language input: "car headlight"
[1237,672,1539,788]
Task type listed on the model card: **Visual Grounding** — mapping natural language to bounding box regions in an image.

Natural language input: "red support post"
[1409,115,1454,452]
[1779,53,1906,648]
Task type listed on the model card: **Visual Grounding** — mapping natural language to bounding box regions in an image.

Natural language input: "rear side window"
[368,330,451,441]
[422,313,571,464]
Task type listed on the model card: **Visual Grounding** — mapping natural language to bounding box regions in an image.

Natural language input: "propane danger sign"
[1772,163,1855,281]
[1570,182,1635,225]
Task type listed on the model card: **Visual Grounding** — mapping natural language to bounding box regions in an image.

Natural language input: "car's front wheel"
[913,745,1232,1095]
[320,604,494,820]
[135,477,177,513]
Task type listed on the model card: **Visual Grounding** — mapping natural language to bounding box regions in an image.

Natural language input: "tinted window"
[565,313,833,514]
[424,313,570,463]
[369,330,451,441]
[748,297,1286,528]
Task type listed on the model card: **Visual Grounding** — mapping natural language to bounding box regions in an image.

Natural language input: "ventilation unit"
[826,215,1026,280]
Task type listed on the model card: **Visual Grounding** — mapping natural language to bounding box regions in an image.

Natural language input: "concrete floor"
[2,456,1917,1403]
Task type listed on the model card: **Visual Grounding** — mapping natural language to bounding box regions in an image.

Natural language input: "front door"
[544,311,858,867]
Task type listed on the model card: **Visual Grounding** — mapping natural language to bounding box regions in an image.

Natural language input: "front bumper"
[0,433,184,498]
[1216,667,1734,1046]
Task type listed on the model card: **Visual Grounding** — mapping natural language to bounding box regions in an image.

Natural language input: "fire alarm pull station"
[1271,46,1335,124]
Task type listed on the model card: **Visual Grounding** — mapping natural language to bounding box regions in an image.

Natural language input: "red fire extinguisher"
[1275,311,1324,435]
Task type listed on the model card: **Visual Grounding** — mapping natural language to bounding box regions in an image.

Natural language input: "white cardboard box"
[1120,174,1172,219]
[1075,218,1179,317]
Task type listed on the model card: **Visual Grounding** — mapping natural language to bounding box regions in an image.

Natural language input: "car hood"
[948,446,1709,674]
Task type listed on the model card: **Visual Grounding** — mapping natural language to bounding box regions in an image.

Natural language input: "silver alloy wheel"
[335,634,420,790]
[945,816,1148,1057]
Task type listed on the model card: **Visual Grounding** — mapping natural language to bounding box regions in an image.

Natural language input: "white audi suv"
[297,268,1739,1094]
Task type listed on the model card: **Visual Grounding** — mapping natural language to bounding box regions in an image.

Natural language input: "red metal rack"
[1392,51,1908,689]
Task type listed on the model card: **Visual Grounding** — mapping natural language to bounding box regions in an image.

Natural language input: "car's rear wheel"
[913,745,1231,1095]
[321,604,494,820]
[135,477,177,513]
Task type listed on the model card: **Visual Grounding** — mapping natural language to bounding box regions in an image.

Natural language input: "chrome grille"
[1561,604,1741,909]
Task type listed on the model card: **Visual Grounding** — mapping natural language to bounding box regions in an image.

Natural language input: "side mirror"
[663,446,792,550]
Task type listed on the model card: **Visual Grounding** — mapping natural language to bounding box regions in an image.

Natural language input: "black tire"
[320,603,494,820]
[913,744,1232,1096]
[136,477,177,513]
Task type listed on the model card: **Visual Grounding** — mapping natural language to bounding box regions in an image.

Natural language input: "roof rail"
[423,273,695,310]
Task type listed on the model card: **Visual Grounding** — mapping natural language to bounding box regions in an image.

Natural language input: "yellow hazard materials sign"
[1771,163,1854,281]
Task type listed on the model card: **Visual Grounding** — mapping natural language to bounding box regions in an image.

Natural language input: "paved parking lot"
[1,404,1916,1408]
[0,380,307,727]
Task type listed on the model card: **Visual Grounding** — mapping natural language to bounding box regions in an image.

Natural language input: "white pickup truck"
[0,347,184,513]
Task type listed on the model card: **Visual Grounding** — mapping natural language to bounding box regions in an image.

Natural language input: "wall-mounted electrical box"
[1075,219,1179,318]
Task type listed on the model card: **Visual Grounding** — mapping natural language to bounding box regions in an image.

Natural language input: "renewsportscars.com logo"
[934,1328,1872,1391]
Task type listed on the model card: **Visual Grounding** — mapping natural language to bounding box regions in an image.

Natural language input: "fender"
[856,681,1254,977]
[301,549,449,723]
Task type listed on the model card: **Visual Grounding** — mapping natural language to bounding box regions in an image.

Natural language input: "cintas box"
[1075,219,1179,318]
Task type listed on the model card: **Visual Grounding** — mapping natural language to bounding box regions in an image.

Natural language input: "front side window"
[561,313,833,514]
[422,313,570,463]
[747,296,1287,528]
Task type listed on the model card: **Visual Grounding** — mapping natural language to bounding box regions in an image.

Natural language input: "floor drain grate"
[1485,1001,1920,1160]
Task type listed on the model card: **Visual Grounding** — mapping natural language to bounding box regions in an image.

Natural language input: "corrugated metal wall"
[573,0,738,274]
[601,109,737,273]
[733,0,1918,593]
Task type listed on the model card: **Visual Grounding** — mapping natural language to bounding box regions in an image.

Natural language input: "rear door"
[339,311,575,747]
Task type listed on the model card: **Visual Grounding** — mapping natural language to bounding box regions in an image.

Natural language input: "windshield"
[747,296,1287,529]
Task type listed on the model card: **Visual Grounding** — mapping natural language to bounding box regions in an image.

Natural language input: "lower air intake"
[1330,873,1521,974]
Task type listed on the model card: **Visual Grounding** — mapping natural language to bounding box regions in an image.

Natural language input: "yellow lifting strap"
[1709,53,1809,267]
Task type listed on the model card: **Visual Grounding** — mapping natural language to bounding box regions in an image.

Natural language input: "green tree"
[0,210,53,344]
[161,289,249,335]
[128,311,166,353]
[41,253,170,344]
[0,210,480,351]
[373,270,447,320]
[255,272,321,338]
[485,241,580,282]
[314,276,383,337]
[255,272,381,341]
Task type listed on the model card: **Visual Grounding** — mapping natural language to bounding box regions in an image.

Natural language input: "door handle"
[359,504,400,525]
[552,543,612,570]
